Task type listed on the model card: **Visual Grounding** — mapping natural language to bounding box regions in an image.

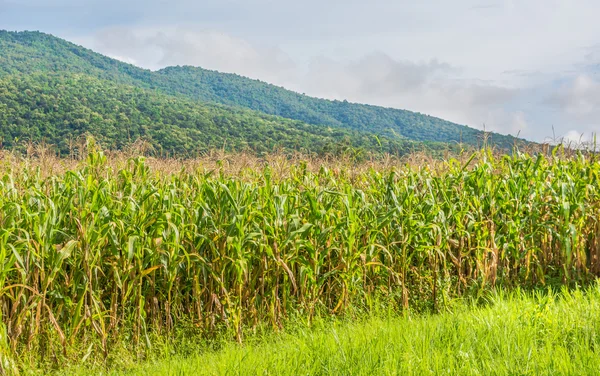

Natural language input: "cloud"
[86,26,296,84]
[304,53,454,97]
[539,74,600,144]
[584,44,600,64]
[562,130,586,143]
[301,53,525,136]
[544,74,600,122]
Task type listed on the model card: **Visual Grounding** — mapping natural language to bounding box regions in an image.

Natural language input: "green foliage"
[0,149,599,371]
[0,72,448,157]
[0,30,527,150]
[156,66,523,148]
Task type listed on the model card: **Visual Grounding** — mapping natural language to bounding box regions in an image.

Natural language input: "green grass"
[45,286,600,375]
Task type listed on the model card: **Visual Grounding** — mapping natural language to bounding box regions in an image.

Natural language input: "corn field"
[0,147,599,362]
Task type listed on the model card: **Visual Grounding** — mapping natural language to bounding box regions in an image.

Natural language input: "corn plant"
[0,147,599,365]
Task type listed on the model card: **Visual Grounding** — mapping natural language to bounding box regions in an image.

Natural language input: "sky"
[1,0,600,143]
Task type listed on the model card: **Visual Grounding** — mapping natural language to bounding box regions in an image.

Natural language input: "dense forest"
[154,66,519,147]
[0,30,527,155]
[0,72,454,157]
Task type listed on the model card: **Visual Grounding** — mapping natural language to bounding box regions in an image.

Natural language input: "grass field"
[45,286,600,375]
[1,144,600,373]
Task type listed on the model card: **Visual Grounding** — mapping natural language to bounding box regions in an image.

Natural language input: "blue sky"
[2,0,600,142]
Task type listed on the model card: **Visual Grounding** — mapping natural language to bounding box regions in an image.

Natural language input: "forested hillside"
[0,30,527,152]
[0,72,446,156]
[155,66,511,146]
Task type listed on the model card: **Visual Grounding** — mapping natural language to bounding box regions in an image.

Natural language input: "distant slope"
[0,30,526,150]
[155,66,517,147]
[0,72,448,156]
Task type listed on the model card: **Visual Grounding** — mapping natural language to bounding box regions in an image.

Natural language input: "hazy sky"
[2,0,600,142]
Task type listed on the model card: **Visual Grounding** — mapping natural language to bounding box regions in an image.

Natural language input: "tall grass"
[98,286,600,376]
[0,146,599,370]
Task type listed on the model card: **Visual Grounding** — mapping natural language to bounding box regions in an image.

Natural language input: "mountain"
[154,66,509,146]
[0,30,525,154]
[0,72,449,157]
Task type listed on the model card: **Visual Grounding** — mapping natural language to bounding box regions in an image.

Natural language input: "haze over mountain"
[0,30,526,156]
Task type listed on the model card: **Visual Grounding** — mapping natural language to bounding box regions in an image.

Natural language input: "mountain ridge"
[0,30,527,152]
[3,71,452,157]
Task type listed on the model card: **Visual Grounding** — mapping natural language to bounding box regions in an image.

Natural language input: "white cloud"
[562,130,586,144]
[537,73,600,145]
[552,130,600,150]
[86,26,297,84]
[303,54,455,97]
[545,75,600,120]
[300,53,526,136]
